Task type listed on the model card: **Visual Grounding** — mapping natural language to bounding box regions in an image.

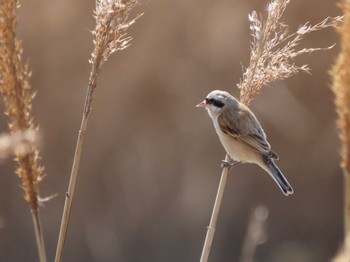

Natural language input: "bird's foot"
[221,159,240,169]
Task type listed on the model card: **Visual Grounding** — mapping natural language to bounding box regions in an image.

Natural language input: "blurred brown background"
[0,0,342,261]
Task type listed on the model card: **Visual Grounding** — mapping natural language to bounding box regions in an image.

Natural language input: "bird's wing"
[217,107,279,159]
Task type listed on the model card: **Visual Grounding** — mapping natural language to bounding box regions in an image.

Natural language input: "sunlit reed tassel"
[331,0,350,260]
[54,1,142,261]
[0,1,46,261]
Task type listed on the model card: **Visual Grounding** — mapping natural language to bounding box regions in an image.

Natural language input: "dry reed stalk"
[54,1,142,261]
[200,0,341,261]
[0,1,46,261]
[331,0,350,259]
[200,154,231,262]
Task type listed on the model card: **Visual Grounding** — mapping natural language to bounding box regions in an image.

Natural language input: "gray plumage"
[197,90,293,196]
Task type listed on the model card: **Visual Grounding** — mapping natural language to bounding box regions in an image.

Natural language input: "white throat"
[206,105,221,119]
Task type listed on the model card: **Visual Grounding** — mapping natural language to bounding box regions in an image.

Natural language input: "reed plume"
[0,0,46,261]
[54,1,141,261]
[200,0,341,261]
[238,0,342,105]
[331,0,350,260]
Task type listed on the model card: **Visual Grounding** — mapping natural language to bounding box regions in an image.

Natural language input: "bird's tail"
[261,155,293,196]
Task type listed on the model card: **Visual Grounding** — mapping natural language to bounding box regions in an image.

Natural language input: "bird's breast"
[212,118,259,163]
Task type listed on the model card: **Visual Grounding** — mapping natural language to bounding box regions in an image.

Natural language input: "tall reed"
[200,0,342,261]
[331,0,350,260]
[54,1,142,261]
[0,1,46,261]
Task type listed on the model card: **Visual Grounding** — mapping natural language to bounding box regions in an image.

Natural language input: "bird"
[196,90,293,196]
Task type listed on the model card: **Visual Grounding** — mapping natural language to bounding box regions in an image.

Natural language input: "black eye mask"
[206,98,225,108]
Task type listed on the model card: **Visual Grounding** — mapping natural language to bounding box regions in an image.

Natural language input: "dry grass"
[0,0,44,212]
[0,1,46,261]
[331,0,350,260]
[238,0,342,106]
[86,0,142,115]
[54,1,142,261]
[331,0,350,176]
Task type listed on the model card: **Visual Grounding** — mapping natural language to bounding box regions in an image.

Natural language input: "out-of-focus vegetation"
[0,0,342,261]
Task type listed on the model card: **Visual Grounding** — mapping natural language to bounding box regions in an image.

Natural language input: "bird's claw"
[221,160,231,168]
[220,159,240,169]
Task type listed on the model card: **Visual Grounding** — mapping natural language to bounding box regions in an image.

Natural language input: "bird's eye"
[205,97,224,108]
[205,98,215,104]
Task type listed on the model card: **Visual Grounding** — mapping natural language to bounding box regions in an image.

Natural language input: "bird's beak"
[196,100,207,108]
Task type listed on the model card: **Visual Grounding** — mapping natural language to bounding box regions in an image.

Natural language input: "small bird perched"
[196,90,293,196]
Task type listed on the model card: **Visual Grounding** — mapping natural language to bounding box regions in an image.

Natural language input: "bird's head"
[196,90,238,118]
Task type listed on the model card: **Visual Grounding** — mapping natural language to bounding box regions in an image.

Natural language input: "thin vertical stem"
[54,0,140,259]
[31,210,47,262]
[54,67,98,262]
[200,154,231,262]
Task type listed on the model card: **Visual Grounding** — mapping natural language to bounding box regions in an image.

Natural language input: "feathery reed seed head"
[54,2,142,260]
[90,0,141,67]
[0,0,44,211]
[331,1,350,174]
[238,0,342,106]
[84,0,141,117]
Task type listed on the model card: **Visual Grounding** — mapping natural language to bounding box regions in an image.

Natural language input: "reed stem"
[31,209,47,262]
[54,1,140,259]
[54,64,98,262]
[200,154,231,262]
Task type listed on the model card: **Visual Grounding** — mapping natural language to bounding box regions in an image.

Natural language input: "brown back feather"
[217,105,279,160]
